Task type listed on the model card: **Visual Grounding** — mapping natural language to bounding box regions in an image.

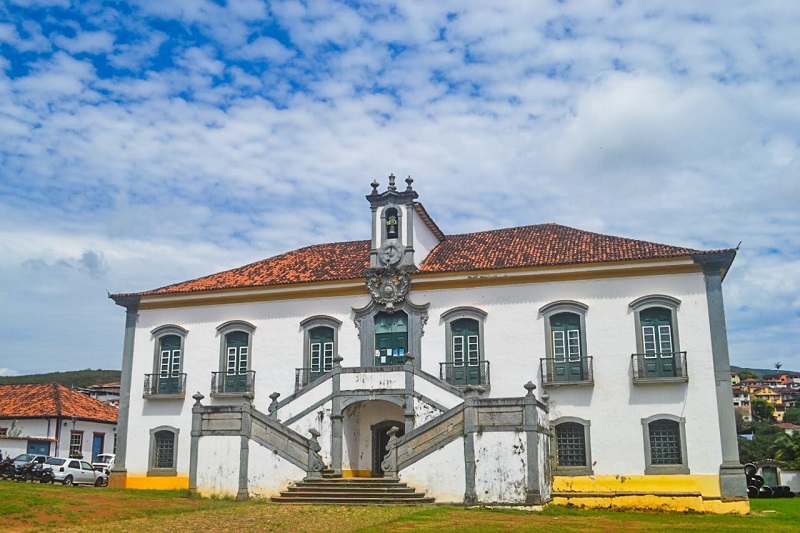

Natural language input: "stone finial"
[192,392,204,406]
[333,355,344,368]
[464,385,486,398]
[388,173,397,191]
[524,381,537,397]
[404,353,415,364]
[405,175,414,191]
[268,392,280,417]
[370,179,379,194]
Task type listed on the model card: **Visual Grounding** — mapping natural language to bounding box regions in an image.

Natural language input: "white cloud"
[0,368,20,376]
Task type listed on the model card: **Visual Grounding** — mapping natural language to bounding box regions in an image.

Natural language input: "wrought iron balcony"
[210,371,256,396]
[294,367,331,392]
[439,361,490,388]
[540,356,593,386]
[143,373,187,398]
[631,352,688,383]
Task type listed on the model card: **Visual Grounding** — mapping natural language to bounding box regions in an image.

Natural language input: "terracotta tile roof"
[0,383,117,423]
[120,222,733,297]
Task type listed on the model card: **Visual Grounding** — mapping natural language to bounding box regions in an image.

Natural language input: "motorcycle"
[22,462,53,483]
[0,457,14,479]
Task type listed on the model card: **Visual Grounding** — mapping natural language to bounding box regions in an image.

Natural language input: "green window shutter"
[640,307,676,377]
[550,313,584,382]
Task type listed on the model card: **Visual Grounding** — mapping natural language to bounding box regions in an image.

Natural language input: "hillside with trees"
[0,369,120,388]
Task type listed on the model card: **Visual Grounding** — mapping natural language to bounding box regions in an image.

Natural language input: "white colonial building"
[111,176,747,512]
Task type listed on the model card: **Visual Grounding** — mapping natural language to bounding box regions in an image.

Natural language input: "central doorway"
[374,312,408,366]
[371,420,404,477]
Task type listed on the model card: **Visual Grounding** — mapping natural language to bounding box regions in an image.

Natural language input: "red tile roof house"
[110,176,747,513]
[0,383,117,461]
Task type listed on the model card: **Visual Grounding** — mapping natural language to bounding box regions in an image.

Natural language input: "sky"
[0,0,798,376]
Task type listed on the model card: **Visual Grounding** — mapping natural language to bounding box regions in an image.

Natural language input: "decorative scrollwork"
[366,268,411,310]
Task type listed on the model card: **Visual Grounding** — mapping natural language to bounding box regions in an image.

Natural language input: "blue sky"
[1,0,798,375]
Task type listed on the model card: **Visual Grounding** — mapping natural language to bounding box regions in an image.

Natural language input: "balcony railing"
[631,352,688,383]
[294,367,332,392]
[540,356,593,386]
[211,371,256,396]
[439,361,490,388]
[143,373,187,398]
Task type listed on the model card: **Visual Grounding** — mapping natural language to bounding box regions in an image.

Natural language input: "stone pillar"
[523,381,542,504]
[404,354,416,432]
[188,392,204,497]
[697,254,747,500]
[108,295,139,488]
[330,356,344,476]
[237,393,253,501]
[462,385,481,504]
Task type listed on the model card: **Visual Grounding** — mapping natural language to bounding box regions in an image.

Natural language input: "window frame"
[641,414,689,475]
[300,315,342,376]
[151,325,189,375]
[539,301,590,385]
[552,416,593,476]
[69,430,84,458]
[148,426,179,477]
[441,307,487,366]
[216,320,256,374]
[629,295,682,356]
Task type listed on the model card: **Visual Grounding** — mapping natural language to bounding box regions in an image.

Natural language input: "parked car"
[91,453,115,475]
[44,457,106,486]
[11,454,50,468]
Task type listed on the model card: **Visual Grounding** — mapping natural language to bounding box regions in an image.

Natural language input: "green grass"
[2,481,800,532]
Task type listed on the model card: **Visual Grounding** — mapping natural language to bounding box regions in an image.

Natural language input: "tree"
[783,407,800,425]
[737,370,758,381]
[751,398,776,423]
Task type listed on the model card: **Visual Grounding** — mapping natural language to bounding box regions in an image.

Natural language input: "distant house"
[74,382,121,408]
[0,383,117,460]
[732,386,751,422]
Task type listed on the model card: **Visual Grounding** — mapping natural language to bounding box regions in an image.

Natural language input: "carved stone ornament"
[366,268,411,310]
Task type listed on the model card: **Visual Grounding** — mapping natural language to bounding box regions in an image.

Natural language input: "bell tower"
[366,174,419,272]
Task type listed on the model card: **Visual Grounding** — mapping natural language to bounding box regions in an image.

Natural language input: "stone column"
[108,295,139,489]
[462,385,481,504]
[697,254,747,500]
[403,354,416,432]
[188,392,204,497]
[237,393,253,501]
[330,356,344,476]
[523,382,543,504]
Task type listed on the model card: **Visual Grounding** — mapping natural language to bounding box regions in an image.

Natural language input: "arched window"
[149,325,188,397]
[385,207,399,239]
[298,316,342,389]
[629,295,685,382]
[540,301,591,385]
[553,417,592,475]
[641,414,688,474]
[148,426,179,476]
[441,306,488,387]
[215,321,256,395]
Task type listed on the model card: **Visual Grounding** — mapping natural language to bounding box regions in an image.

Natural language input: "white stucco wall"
[341,400,404,473]
[196,435,240,498]
[125,265,727,490]
[0,418,115,460]
[474,432,529,503]
[247,440,306,498]
[401,437,466,502]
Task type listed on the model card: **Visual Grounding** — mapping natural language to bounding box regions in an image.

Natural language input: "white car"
[45,457,106,486]
[91,453,115,475]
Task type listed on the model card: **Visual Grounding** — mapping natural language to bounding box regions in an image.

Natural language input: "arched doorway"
[371,420,404,477]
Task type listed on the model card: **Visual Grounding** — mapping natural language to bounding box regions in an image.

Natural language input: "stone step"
[271,477,434,505]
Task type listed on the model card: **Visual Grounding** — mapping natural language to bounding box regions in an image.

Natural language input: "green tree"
[737,370,758,381]
[751,398,776,423]
[774,431,800,468]
[783,407,800,425]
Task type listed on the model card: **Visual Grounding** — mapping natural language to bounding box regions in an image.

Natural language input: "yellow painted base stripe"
[125,476,190,490]
[341,470,373,478]
[553,474,721,497]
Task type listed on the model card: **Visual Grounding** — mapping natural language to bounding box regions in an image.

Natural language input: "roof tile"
[0,383,118,423]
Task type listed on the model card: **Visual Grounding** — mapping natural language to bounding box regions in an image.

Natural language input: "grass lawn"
[1,482,798,532]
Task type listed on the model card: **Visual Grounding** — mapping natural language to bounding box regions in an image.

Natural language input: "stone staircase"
[271,477,435,505]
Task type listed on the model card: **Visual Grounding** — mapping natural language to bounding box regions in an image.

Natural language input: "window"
[214,321,256,395]
[69,431,83,458]
[642,415,689,474]
[629,295,686,381]
[540,301,591,385]
[374,311,408,366]
[552,417,592,475]
[441,307,488,387]
[0,427,7,437]
[148,426,179,476]
[299,316,341,389]
[148,325,188,396]
[385,207,399,239]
